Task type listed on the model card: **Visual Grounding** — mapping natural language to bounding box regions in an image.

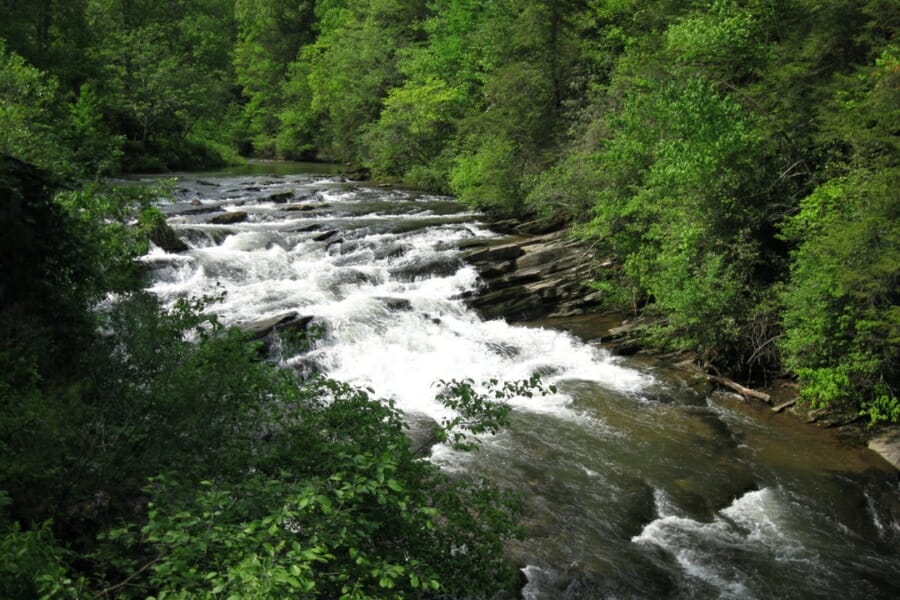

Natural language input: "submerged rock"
[376,297,413,312]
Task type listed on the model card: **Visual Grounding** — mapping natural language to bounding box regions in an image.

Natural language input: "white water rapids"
[141,167,900,599]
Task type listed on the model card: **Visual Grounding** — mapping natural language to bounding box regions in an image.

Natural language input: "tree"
[781,44,900,423]
[233,0,317,157]
[0,43,70,174]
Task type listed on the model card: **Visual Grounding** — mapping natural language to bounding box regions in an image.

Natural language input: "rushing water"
[141,166,900,599]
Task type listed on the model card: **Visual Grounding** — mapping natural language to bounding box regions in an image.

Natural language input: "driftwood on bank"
[678,361,771,404]
[709,374,771,403]
[771,399,797,413]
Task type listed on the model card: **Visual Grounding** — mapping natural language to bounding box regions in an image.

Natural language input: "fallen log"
[709,374,771,403]
[771,399,797,414]
[678,362,771,403]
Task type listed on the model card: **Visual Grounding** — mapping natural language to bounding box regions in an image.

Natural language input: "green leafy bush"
[781,171,899,422]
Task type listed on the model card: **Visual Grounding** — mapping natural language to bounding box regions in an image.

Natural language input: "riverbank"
[458,220,900,472]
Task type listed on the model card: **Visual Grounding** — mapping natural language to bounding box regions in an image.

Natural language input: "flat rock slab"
[868,428,900,470]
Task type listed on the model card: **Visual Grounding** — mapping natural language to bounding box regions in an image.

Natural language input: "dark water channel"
[140,165,900,599]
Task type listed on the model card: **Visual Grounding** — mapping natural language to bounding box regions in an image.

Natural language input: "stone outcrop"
[460,228,607,322]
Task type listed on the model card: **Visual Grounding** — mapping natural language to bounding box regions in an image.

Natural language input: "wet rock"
[239,312,316,358]
[179,228,231,246]
[148,221,188,252]
[485,341,520,357]
[240,311,303,339]
[329,269,379,289]
[292,224,322,233]
[325,238,345,252]
[210,210,248,225]
[373,244,407,260]
[461,228,608,323]
[172,204,222,216]
[467,286,545,321]
[291,357,322,380]
[197,180,219,187]
[391,256,463,281]
[604,317,654,356]
[313,230,338,242]
[456,238,491,251]
[463,242,524,264]
[191,198,202,205]
[330,239,360,255]
[376,297,413,312]
[265,190,293,203]
[405,412,441,456]
[283,204,318,212]
[476,260,517,279]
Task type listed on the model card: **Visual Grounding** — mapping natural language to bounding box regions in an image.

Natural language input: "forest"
[1,0,898,597]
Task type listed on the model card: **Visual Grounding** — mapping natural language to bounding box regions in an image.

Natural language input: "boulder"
[391,257,463,281]
[265,190,294,203]
[239,312,317,358]
[239,311,303,340]
[405,412,442,456]
[376,297,413,312]
[149,221,188,252]
[179,227,231,246]
[210,210,248,225]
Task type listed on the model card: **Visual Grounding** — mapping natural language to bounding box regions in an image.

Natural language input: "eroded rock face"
[461,228,607,322]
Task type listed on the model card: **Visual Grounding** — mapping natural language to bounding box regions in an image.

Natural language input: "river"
[140,165,900,599]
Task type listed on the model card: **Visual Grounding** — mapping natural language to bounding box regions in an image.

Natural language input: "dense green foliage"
[1,3,898,593]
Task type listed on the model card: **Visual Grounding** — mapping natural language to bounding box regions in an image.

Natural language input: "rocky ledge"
[458,221,900,473]
[459,226,608,322]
